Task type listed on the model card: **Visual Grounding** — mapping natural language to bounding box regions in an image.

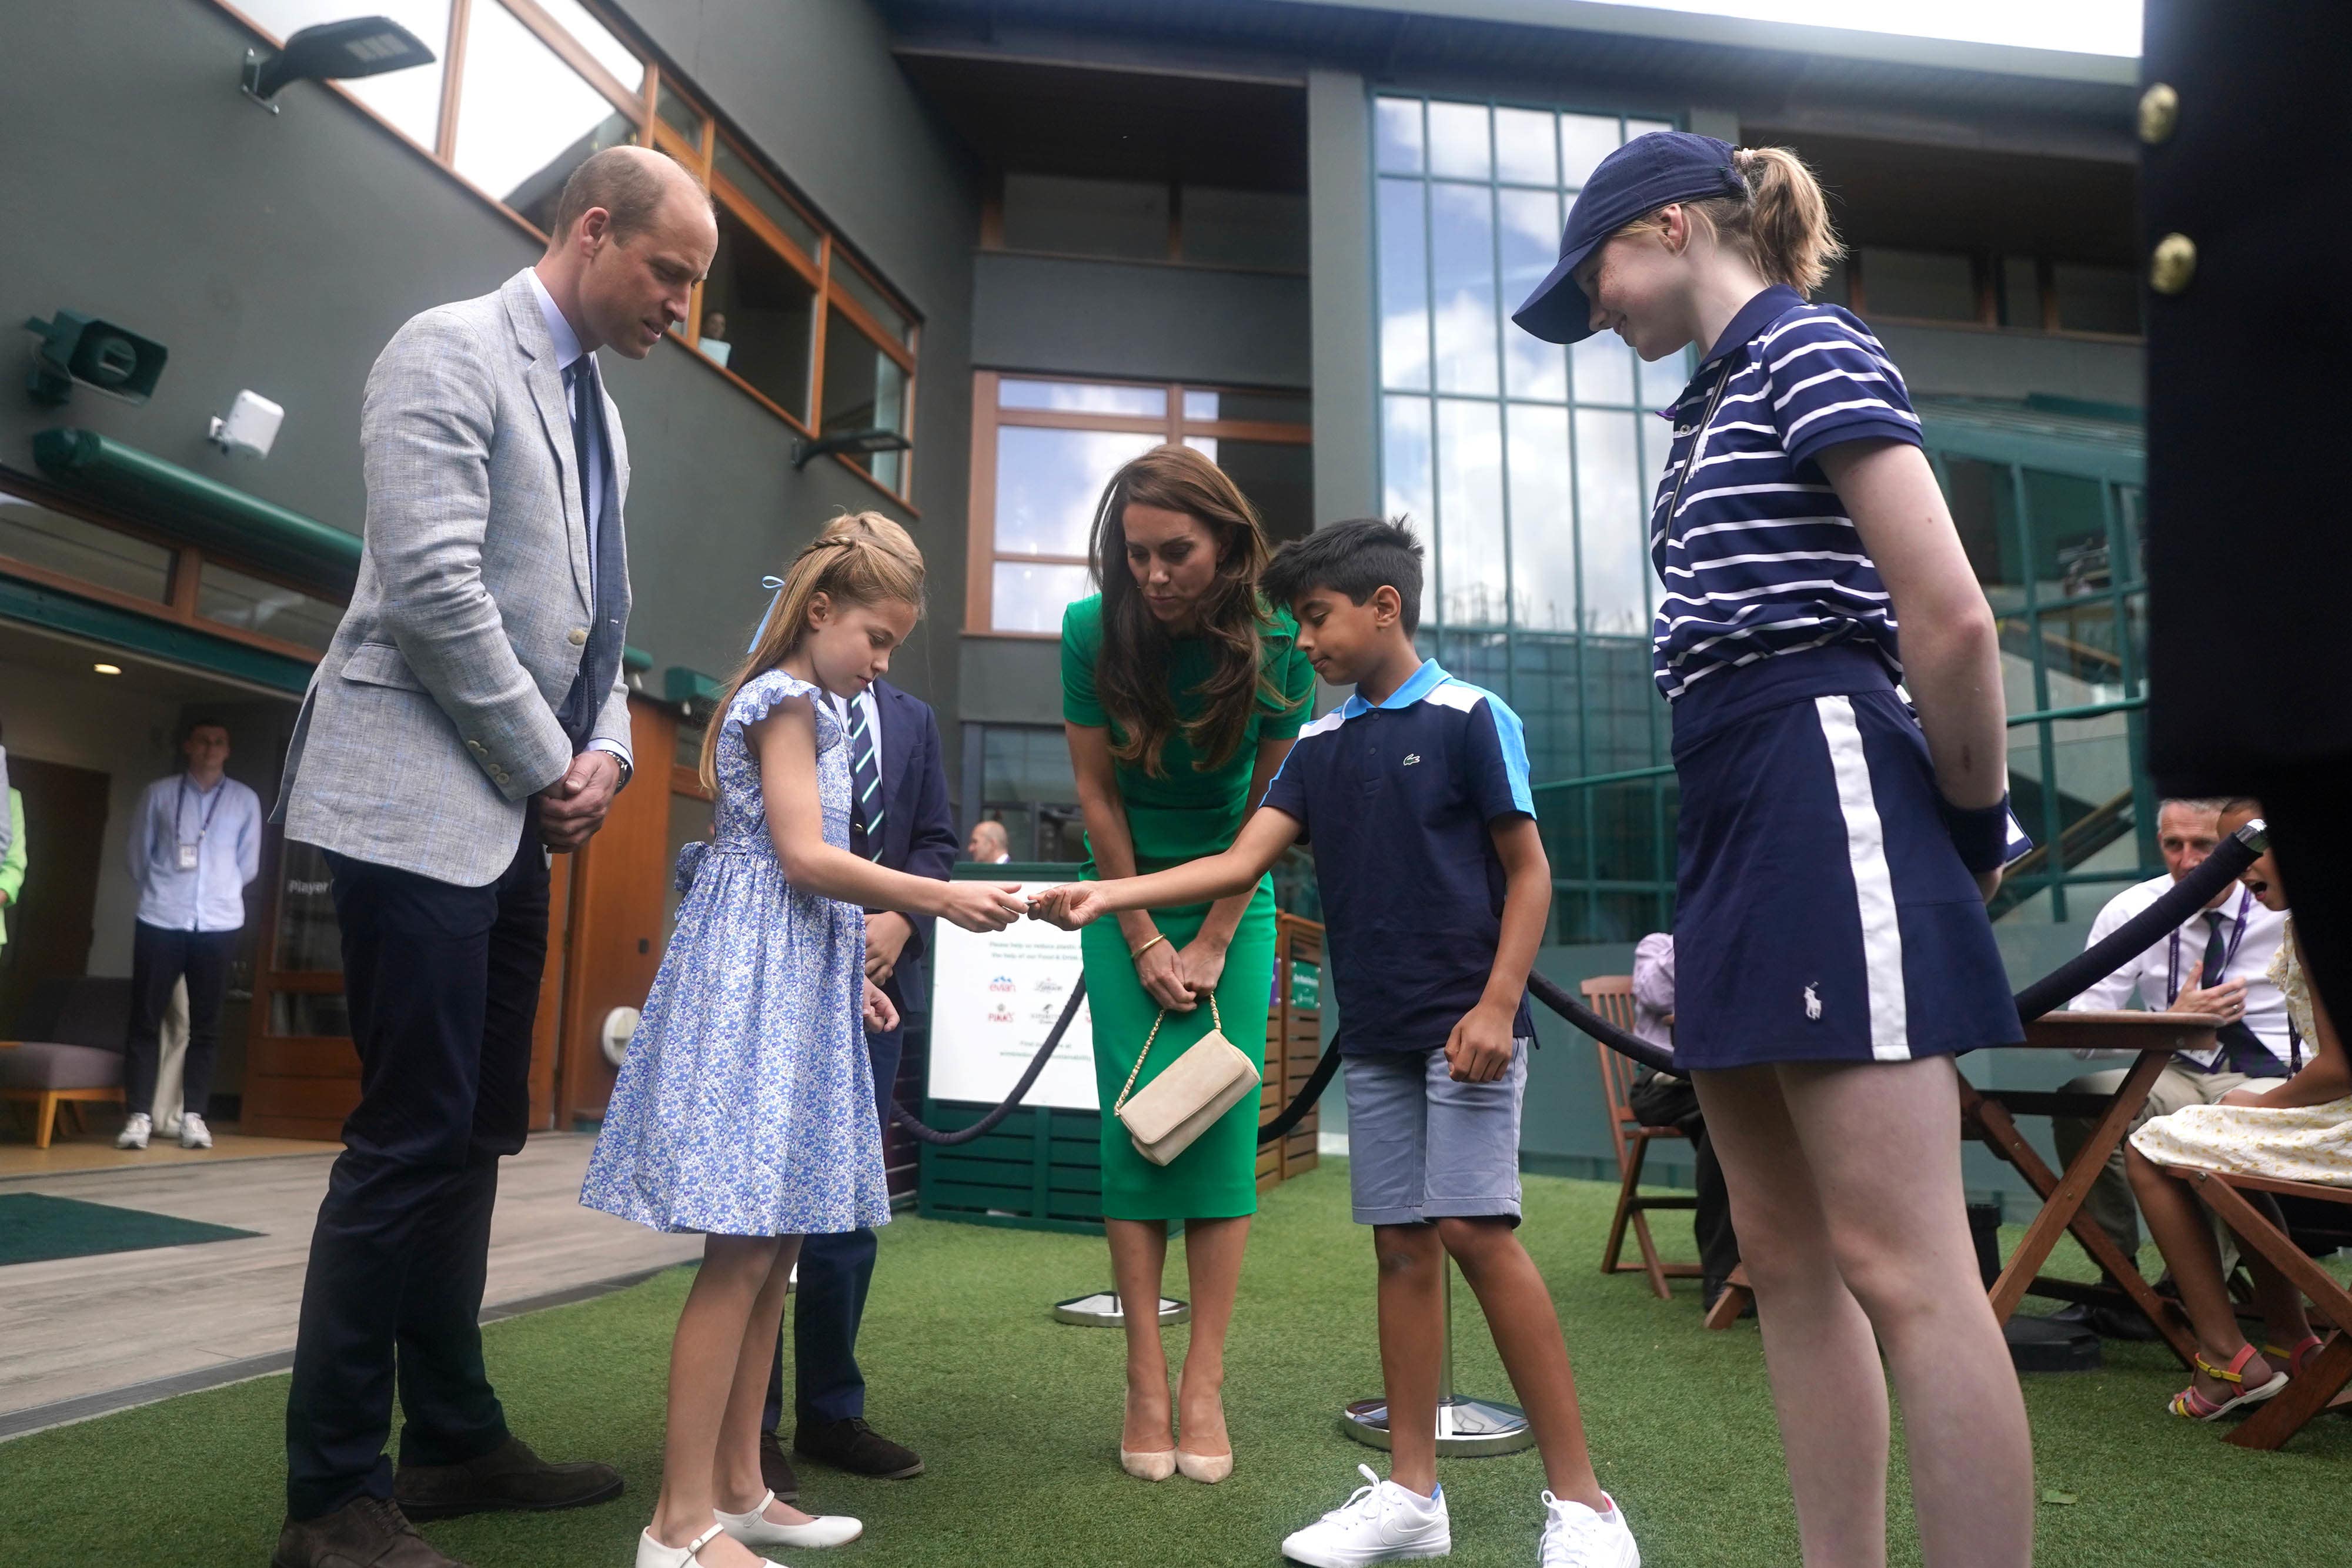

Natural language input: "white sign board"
[927,882,1097,1111]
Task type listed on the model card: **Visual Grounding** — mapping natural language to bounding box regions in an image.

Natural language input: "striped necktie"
[847,697,884,860]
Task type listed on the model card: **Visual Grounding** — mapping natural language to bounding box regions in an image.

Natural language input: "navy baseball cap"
[1512,132,1747,344]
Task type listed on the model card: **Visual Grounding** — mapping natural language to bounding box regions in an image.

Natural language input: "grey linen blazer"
[277,269,634,887]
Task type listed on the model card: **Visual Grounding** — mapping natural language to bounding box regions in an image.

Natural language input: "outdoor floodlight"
[209,389,286,458]
[241,16,436,112]
[24,311,169,406]
[793,427,914,470]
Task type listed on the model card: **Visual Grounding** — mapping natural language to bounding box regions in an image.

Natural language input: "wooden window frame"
[208,0,924,507]
[0,473,345,666]
[964,372,1311,639]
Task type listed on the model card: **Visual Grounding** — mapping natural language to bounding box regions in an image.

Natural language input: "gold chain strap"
[1112,994,1224,1115]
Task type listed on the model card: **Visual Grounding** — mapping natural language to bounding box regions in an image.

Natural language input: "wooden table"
[1957,1010,2219,1367]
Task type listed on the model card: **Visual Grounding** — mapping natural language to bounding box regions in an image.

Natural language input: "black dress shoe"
[758,1430,801,1501]
[794,1417,924,1479]
[393,1435,623,1521]
[273,1496,466,1567]
[2049,1300,2166,1342]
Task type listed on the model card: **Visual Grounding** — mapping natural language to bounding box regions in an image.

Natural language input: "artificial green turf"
[4,1162,2347,1567]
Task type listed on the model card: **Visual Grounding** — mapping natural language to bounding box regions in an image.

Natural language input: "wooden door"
[0,757,109,1032]
[556,697,677,1126]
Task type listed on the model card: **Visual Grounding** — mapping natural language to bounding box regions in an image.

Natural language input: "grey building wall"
[1876,322,2144,408]
[1,0,978,760]
[971,253,1311,389]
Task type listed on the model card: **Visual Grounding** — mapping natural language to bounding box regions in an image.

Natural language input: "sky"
[1574,0,2140,57]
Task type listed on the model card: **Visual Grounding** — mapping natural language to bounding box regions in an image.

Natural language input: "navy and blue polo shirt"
[1650,284,1922,703]
[1261,660,1538,1055]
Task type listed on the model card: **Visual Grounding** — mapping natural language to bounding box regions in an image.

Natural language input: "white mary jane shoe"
[715,1490,863,1550]
[636,1523,784,1568]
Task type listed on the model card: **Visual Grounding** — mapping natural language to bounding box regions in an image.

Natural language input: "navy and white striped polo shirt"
[1648,283,1922,703]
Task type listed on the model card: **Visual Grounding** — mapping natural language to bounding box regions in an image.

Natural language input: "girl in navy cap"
[1515,133,2032,1566]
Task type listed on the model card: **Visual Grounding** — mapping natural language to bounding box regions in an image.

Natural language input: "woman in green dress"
[1061,444,1314,1484]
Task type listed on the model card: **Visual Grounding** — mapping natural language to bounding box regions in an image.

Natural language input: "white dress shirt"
[2066,872,2291,1070]
[126,772,261,932]
[1631,931,1676,1053]
[832,688,881,783]
[524,268,628,778]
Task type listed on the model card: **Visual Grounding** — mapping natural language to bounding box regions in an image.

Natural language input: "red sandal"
[2263,1333,2325,1379]
[2169,1343,2289,1421]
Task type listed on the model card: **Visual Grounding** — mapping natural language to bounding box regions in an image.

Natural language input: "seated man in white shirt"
[117,718,262,1151]
[2053,796,2294,1333]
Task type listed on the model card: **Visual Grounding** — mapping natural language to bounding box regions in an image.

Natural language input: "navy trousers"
[764,1020,910,1433]
[124,921,238,1118]
[285,821,547,1519]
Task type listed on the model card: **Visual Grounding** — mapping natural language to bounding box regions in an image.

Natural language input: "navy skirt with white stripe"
[1670,644,2022,1069]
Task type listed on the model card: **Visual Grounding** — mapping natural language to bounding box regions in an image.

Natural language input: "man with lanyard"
[118,718,260,1151]
[2053,796,2294,1333]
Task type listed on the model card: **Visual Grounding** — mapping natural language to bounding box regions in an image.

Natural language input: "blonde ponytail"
[698,510,926,791]
[1626,143,1843,299]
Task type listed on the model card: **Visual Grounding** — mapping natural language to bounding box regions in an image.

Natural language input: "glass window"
[656,76,704,144]
[1001,173,1169,260]
[1572,333,1636,406]
[1999,255,2042,327]
[1429,183,1498,395]
[832,259,914,345]
[1573,409,1645,636]
[701,202,817,416]
[1374,96,1424,175]
[992,561,1093,635]
[2053,263,2141,335]
[1377,179,1431,392]
[453,0,638,234]
[1002,379,1165,418]
[272,841,342,973]
[1506,403,1574,631]
[664,791,714,947]
[1858,248,1976,321]
[994,428,1160,557]
[0,492,172,601]
[820,308,909,491]
[196,563,342,652]
[1559,114,1621,188]
[1638,345,1692,410]
[270,991,352,1037]
[1182,388,1309,426]
[1204,440,1313,544]
[1425,101,1491,181]
[235,0,452,149]
[1436,399,1506,626]
[1382,395,1434,532]
[1181,186,1309,272]
[525,0,644,92]
[1494,108,1558,186]
[714,139,820,258]
[1499,188,1566,402]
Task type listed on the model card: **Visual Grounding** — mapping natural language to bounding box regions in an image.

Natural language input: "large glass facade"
[1375,94,1685,940]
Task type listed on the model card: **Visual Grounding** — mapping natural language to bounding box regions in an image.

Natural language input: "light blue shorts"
[1344,1040,1529,1227]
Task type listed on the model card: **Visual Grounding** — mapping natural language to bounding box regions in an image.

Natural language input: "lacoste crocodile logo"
[1402,753,1422,766]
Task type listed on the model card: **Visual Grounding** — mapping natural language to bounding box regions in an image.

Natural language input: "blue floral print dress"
[580,670,889,1237]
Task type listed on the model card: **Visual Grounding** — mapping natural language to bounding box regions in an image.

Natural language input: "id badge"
[178,842,200,871]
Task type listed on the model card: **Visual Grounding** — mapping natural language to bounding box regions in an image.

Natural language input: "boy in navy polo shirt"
[1032,520,1637,1568]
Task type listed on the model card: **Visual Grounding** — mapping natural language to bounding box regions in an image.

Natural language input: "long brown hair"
[1624,145,1842,297]
[699,510,924,791]
[1087,444,1291,777]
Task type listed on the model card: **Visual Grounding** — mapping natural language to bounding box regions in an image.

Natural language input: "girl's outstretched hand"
[1028,884,1110,930]
[862,978,900,1035]
[939,881,1027,932]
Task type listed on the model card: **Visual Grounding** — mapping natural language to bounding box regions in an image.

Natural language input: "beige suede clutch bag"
[1112,996,1262,1167]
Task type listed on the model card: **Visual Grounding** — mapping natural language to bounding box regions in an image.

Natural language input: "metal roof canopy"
[1916,394,2145,486]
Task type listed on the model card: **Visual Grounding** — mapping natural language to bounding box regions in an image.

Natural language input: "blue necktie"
[556,357,623,747]
[2203,910,2277,1075]
[847,699,884,860]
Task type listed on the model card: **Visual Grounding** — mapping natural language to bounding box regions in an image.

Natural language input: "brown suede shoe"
[392,1436,623,1521]
[272,1496,466,1568]
[758,1430,801,1501]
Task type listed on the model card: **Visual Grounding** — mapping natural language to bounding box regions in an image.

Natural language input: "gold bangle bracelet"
[1129,933,1168,962]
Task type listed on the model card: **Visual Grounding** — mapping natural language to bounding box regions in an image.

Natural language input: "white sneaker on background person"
[1281,1463,1451,1566]
[115,1112,152,1150]
[178,1112,212,1150]
[1539,1491,1639,1567]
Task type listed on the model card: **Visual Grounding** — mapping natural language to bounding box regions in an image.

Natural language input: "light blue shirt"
[524,268,630,779]
[126,773,261,932]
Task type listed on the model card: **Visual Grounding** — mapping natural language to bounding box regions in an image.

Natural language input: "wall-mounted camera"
[209,389,285,459]
[24,311,169,406]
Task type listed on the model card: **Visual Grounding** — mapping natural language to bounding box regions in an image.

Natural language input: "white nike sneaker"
[116,1112,152,1150]
[1539,1491,1639,1567]
[179,1112,213,1150]
[1281,1464,1451,1566]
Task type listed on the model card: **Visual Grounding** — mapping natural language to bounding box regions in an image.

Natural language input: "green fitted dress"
[1061,595,1315,1221]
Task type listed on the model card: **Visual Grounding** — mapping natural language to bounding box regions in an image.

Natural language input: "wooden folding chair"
[1583,976,1701,1300]
[2160,1162,2352,1450]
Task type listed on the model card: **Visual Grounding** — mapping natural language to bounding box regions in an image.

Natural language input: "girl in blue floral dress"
[582,513,1026,1568]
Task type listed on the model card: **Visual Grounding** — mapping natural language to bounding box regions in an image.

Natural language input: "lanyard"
[2165,887,2251,1004]
[174,776,228,850]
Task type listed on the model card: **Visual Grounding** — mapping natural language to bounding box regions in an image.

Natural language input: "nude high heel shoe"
[1120,1393,1175,1482]
[1174,1449,1232,1485]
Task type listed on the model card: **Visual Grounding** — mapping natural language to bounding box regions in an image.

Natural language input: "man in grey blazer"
[273,146,714,1568]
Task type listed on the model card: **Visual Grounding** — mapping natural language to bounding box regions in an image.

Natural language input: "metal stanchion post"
[1341,1256,1534,1456]
[1053,1290,1190,1327]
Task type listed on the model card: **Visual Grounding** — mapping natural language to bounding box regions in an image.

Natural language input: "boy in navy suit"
[760,675,958,1492]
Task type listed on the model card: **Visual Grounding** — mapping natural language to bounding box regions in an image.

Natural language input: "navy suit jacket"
[866,678,958,1018]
